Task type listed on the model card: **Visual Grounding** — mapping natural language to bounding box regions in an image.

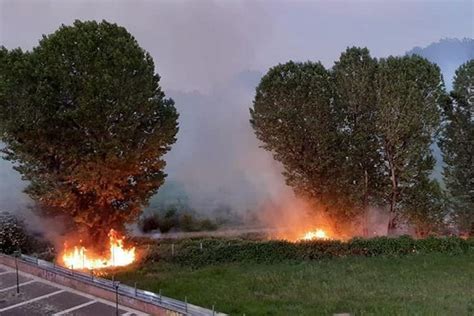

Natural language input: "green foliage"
[0,211,31,254]
[0,20,178,241]
[250,48,446,232]
[0,211,55,257]
[144,236,472,267]
[250,61,348,219]
[139,207,218,233]
[402,177,447,237]
[439,60,474,235]
[332,47,386,213]
[375,55,444,230]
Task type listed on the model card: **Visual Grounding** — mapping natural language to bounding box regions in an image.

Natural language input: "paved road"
[0,265,148,315]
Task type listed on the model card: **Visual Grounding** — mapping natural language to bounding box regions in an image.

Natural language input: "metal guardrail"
[16,254,224,316]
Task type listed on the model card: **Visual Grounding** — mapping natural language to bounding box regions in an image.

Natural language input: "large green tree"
[374,56,444,233]
[251,51,446,234]
[439,60,474,235]
[332,47,385,234]
[250,61,360,228]
[0,20,178,242]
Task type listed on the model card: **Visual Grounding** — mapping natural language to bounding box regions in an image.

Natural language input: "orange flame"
[61,229,136,270]
[299,229,329,241]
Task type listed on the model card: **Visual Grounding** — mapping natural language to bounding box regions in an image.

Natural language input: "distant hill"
[406,38,474,90]
[407,38,474,180]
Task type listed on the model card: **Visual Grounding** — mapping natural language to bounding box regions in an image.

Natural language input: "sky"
[1,0,472,92]
[0,0,473,216]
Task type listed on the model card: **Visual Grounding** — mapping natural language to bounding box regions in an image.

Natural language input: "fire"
[61,229,136,270]
[300,229,329,241]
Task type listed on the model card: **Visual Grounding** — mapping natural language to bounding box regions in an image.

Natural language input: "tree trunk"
[363,169,369,237]
[387,149,398,235]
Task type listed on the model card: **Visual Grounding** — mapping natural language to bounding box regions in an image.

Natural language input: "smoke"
[0,1,472,233]
[0,0,286,227]
[0,155,68,244]
[155,71,294,215]
[0,158,31,213]
[0,0,271,93]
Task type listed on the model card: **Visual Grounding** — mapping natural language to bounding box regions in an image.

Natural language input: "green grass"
[116,253,474,315]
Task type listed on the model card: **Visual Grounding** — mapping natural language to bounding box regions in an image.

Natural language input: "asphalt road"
[0,265,148,315]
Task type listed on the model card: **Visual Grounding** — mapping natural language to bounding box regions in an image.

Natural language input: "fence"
[15,254,223,316]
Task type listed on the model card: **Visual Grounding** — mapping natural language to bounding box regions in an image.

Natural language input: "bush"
[0,212,31,254]
[145,236,473,267]
[140,215,160,233]
[139,208,218,233]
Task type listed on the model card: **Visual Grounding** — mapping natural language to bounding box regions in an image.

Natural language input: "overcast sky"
[1,0,472,92]
[1,0,473,214]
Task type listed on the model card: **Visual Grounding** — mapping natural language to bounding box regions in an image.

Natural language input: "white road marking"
[0,271,13,276]
[52,299,97,315]
[0,263,149,315]
[0,289,65,312]
[0,280,36,292]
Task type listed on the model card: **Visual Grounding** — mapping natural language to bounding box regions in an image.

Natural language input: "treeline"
[250,48,473,236]
[139,207,218,233]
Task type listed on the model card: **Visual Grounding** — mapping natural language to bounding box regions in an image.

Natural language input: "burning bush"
[0,20,178,243]
[61,229,136,270]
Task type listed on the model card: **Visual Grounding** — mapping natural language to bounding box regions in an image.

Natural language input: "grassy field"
[115,252,474,315]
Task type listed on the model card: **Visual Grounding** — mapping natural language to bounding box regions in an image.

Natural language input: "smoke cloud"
[0,1,472,230]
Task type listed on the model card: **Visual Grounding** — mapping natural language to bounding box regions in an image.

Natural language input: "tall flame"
[62,229,136,270]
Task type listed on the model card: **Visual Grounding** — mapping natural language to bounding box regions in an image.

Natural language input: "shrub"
[199,219,218,231]
[139,208,218,233]
[140,215,160,233]
[0,211,31,254]
[145,236,473,267]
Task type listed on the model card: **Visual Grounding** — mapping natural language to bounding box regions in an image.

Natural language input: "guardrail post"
[171,243,175,256]
[114,281,120,316]
[1,253,219,316]
[200,242,203,251]
[15,256,19,293]
[13,250,20,294]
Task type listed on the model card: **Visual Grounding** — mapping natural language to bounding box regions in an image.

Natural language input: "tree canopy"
[375,55,444,231]
[250,61,354,224]
[251,48,446,234]
[439,60,474,234]
[0,20,178,242]
[332,48,385,231]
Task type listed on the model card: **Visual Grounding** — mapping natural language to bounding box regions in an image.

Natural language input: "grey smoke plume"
[0,159,31,213]
[0,0,289,221]
[156,71,294,215]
